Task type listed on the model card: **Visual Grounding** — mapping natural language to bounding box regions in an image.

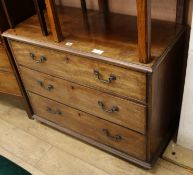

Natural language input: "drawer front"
[10,40,146,102]
[0,44,12,71]
[0,71,21,95]
[29,92,146,160]
[20,67,146,134]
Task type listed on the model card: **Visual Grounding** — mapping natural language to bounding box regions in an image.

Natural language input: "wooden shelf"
[3,6,184,69]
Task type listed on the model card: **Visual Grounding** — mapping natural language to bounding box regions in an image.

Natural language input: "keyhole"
[64,56,69,63]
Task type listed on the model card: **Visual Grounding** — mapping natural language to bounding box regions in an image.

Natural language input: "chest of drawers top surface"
[2,8,184,72]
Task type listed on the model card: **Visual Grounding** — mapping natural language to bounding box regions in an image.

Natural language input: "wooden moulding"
[3,38,34,118]
[136,0,151,64]
[176,0,186,25]
[44,0,63,42]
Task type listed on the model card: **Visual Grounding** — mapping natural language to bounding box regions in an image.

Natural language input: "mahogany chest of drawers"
[3,9,187,168]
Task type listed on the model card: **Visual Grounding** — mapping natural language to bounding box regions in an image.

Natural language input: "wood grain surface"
[19,67,146,134]
[0,71,21,96]
[0,44,12,71]
[45,0,63,42]
[2,6,184,70]
[10,40,147,102]
[136,0,151,63]
[28,92,146,160]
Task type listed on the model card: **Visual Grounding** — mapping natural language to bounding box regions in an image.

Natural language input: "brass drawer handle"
[98,101,119,113]
[94,70,116,84]
[29,52,47,63]
[102,129,122,142]
[46,107,62,115]
[37,80,54,91]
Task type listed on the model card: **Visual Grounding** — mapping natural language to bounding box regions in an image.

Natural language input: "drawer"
[0,44,12,71]
[20,67,146,134]
[10,40,146,103]
[0,71,21,95]
[29,92,146,160]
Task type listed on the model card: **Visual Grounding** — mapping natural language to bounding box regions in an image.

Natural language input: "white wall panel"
[177,14,193,150]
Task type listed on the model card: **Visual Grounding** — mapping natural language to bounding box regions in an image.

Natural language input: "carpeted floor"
[0,155,31,175]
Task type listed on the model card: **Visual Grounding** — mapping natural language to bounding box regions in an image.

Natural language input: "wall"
[56,0,193,24]
[56,0,176,21]
[177,11,193,150]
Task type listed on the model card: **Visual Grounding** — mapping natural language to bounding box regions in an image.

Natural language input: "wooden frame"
[2,37,33,118]
[1,0,49,37]
[33,0,48,36]
[98,0,109,13]
[80,0,87,14]
[136,0,151,63]
[0,0,34,118]
[0,0,35,28]
[176,0,186,24]
[0,0,16,28]
[45,0,63,42]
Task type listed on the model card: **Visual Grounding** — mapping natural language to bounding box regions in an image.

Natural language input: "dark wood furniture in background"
[0,1,21,96]
[0,0,40,115]
[0,0,35,28]
[2,0,188,169]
